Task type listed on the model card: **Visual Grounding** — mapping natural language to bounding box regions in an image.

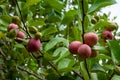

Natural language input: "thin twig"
[17,66,44,80]
[73,70,83,79]
[0,48,7,59]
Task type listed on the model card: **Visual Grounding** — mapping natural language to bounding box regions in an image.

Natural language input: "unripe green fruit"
[12,16,20,25]
[8,23,19,31]
[101,30,113,40]
[69,41,82,54]
[106,22,117,31]
[27,38,41,52]
[91,18,97,24]
[7,29,18,39]
[90,49,98,58]
[77,44,91,59]
[28,26,38,34]
[94,15,100,21]
[84,32,98,46]
[35,32,42,39]
[16,31,26,43]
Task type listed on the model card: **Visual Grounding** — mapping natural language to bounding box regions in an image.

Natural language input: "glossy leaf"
[88,0,116,13]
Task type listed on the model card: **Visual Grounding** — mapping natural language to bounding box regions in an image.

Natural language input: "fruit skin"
[16,31,26,43]
[12,16,20,25]
[27,38,41,52]
[77,44,91,59]
[69,41,82,54]
[91,18,97,24]
[35,32,42,39]
[101,30,113,40]
[90,49,98,58]
[8,23,19,31]
[84,32,98,46]
[7,29,18,39]
[94,15,100,21]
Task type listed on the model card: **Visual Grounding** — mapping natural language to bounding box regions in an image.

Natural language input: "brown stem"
[17,66,44,80]
[14,0,31,38]
[81,0,91,79]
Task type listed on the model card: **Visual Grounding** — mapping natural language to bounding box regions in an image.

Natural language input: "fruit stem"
[81,0,91,79]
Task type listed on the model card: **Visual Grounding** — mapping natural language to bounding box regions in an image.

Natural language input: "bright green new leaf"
[88,0,116,13]
[45,37,69,51]
[111,75,120,80]
[53,47,70,63]
[24,0,41,9]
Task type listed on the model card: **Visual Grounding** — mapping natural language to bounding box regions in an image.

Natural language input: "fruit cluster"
[7,16,41,52]
[69,32,98,59]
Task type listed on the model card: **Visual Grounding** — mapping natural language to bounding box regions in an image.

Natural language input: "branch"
[0,48,7,60]
[14,0,31,38]
[17,66,44,80]
[81,0,91,79]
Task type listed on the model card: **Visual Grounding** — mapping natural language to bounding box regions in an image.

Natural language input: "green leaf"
[62,10,78,24]
[80,61,89,80]
[41,26,58,36]
[111,75,120,80]
[45,37,69,51]
[57,58,75,72]
[107,40,120,65]
[91,63,105,72]
[91,73,98,80]
[43,0,64,13]
[53,47,70,63]
[88,0,116,13]
[24,0,41,9]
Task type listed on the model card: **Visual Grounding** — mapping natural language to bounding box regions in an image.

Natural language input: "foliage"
[0,0,120,80]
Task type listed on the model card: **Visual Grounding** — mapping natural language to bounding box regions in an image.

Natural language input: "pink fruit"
[77,44,91,59]
[90,50,98,58]
[16,31,26,43]
[84,32,98,46]
[27,38,41,52]
[101,30,113,40]
[8,23,19,31]
[69,41,82,54]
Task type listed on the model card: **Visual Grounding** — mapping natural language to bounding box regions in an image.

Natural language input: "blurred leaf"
[57,58,75,72]
[88,0,116,13]
[43,0,64,13]
[24,0,41,9]
[41,26,58,36]
[80,61,89,80]
[53,47,70,63]
[91,73,98,80]
[62,10,78,24]
[45,37,69,51]
[97,72,107,80]
[92,63,105,72]
[107,40,120,65]
[14,44,25,48]
[111,75,120,80]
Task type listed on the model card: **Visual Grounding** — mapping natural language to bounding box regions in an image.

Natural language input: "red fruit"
[77,44,91,59]
[27,38,41,52]
[8,23,19,31]
[90,50,98,58]
[16,31,26,43]
[101,30,113,40]
[69,41,82,54]
[84,32,98,46]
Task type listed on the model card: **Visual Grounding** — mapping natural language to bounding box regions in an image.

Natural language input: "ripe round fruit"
[69,41,82,54]
[16,31,26,43]
[77,44,91,59]
[27,38,41,52]
[101,30,113,40]
[90,50,98,58]
[8,23,19,31]
[84,32,98,46]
